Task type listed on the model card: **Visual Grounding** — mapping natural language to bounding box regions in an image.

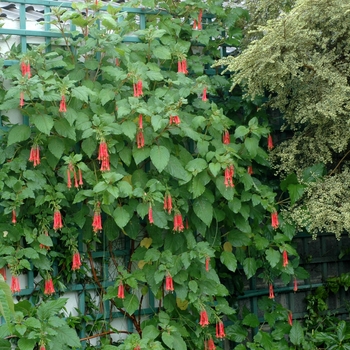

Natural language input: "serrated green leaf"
[71,86,94,102]
[17,339,36,350]
[121,120,137,140]
[287,184,305,205]
[220,251,237,272]
[243,258,257,279]
[234,125,249,139]
[48,137,65,159]
[185,158,207,173]
[242,313,260,328]
[142,325,160,340]
[290,321,304,345]
[123,293,139,315]
[193,196,213,226]
[152,45,171,60]
[7,125,31,146]
[31,114,54,135]
[113,206,131,228]
[150,145,170,173]
[244,137,259,157]
[266,248,280,268]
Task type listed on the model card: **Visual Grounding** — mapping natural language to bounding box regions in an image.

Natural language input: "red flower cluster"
[202,87,208,101]
[169,115,181,125]
[193,9,203,30]
[118,282,125,299]
[163,193,173,214]
[267,134,274,150]
[247,166,253,175]
[268,284,275,299]
[288,311,293,326]
[12,209,16,224]
[205,257,210,272]
[44,278,55,295]
[271,211,279,229]
[199,309,209,327]
[53,210,63,231]
[92,209,102,233]
[98,141,110,171]
[59,95,66,112]
[29,145,40,167]
[282,250,288,267]
[72,251,82,270]
[67,163,81,189]
[216,321,225,339]
[177,59,188,74]
[173,212,184,232]
[133,80,143,97]
[165,274,174,292]
[148,205,154,224]
[224,165,234,188]
[11,275,20,293]
[222,130,230,144]
[20,61,31,78]
[205,338,216,350]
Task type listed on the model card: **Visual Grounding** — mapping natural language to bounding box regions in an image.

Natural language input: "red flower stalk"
[202,87,208,101]
[0,267,6,281]
[72,251,82,270]
[224,165,234,188]
[53,210,63,231]
[12,209,16,224]
[216,321,226,339]
[11,275,20,294]
[59,95,67,113]
[199,309,209,327]
[20,61,26,76]
[92,211,102,233]
[268,284,275,299]
[178,60,182,73]
[138,114,143,129]
[222,130,230,144]
[163,193,173,214]
[198,9,203,30]
[283,250,288,267]
[44,278,55,295]
[206,338,216,350]
[288,311,293,326]
[136,130,145,148]
[73,169,79,188]
[193,19,198,30]
[165,274,174,292]
[169,115,181,125]
[267,134,274,150]
[148,204,154,224]
[293,278,298,292]
[78,168,83,186]
[67,167,72,189]
[29,145,40,167]
[271,211,279,229]
[118,282,125,299]
[20,91,24,107]
[98,141,110,171]
[205,257,210,272]
[133,80,143,97]
[247,166,253,175]
[173,212,184,232]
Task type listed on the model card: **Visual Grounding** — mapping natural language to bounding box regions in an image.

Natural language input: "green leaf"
[31,114,54,135]
[287,184,305,205]
[7,125,31,146]
[37,298,68,320]
[234,125,249,139]
[162,333,174,349]
[82,137,97,157]
[243,258,257,279]
[290,321,304,345]
[18,339,36,350]
[185,158,208,173]
[150,145,170,173]
[71,86,94,102]
[242,313,260,328]
[266,248,280,268]
[51,324,81,348]
[122,120,137,140]
[0,282,14,324]
[0,340,11,350]
[209,162,221,177]
[153,45,171,60]
[48,137,65,159]
[193,196,213,227]
[113,206,131,228]
[142,325,160,340]
[220,251,237,272]
[165,156,192,184]
[244,137,259,157]
[123,293,139,315]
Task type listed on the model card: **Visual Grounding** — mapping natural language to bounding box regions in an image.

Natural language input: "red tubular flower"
[193,19,198,30]
[72,251,82,270]
[222,130,230,144]
[20,91,24,107]
[293,278,298,292]
[199,310,209,327]
[0,268,6,281]
[98,141,110,171]
[181,59,188,74]
[165,274,174,292]
[148,204,154,224]
[163,193,173,214]
[224,165,234,188]
[216,320,226,339]
[67,167,72,189]
[20,62,26,76]
[133,80,143,97]
[169,115,181,125]
[283,250,288,267]
[29,145,40,167]
[271,211,279,229]
[267,134,274,150]
[115,58,120,66]
[73,170,79,188]
[198,9,203,30]
[178,60,182,73]
[11,275,20,294]
[59,95,67,113]
[53,210,63,231]
[133,346,140,350]
[205,257,210,272]
[207,338,216,350]
[268,284,275,299]
[12,209,16,224]
[138,114,143,129]
[247,166,253,175]
[44,278,55,295]
[40,345,46,350]
[92,211,102,233]
[137,130,145,148]
[288,311,293,326]
[173,212,184,232]
[202,87,208,101]
[118,282,125,299]
[78,169,83,186]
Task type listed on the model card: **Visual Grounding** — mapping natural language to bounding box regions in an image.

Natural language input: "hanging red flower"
[202,87,208,101]
[198,9,203,30]
[177,59,188,74]
[133,346,140,350]
[165,274,174,292]
[224,165,234,188]
[247,166,253,175]
[133,80,143,97]
[92,205,102,233]
[282,250,288,267]
[115,58,120,66]
[267,134,274,150]
[66,167,72,189]
[205,257,210,272]
[216,320,226,338]
[199,309,209,327]
[72,251,82,270]
[53,210,63,231]
[78,168,83,186]
[73,169,79,188]
[148,204,154,224]
[268,284,275,299]
[222,130,230,144]
[21,61,31,77]
[19,91,25,107]
[206,338,216,350]
[163,193,173,214]
[288,311,293,326]
[169,115,181,125]
[118,282,125,299]
[136,130,145,148]
[293,278,298,292]
[138,114,143,129]
[98,141,110,171]
[29,145,40,167]
[44,277,55,295]
[173,212,184,232]
[0,267,6,281]
[40,344,46,350]
[59,95,67,113]
[12,209,16,224]
[271,211,279,229]
[11,275,21,294]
